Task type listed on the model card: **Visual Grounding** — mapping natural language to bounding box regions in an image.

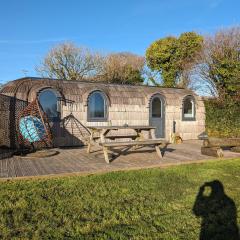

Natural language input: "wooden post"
[100,129,110,163]
[150,128,156,139]
[134,129,141,141]
[100,129,107,143]
[155,145,163,159]
[103,146,110,163]
[150,128,162,159]
[87,130,94,154]
[138,130,145,141]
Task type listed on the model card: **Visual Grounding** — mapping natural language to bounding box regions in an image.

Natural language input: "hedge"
[205,99,240,138]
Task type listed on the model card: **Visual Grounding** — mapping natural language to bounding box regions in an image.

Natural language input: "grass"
[1,159,240,239]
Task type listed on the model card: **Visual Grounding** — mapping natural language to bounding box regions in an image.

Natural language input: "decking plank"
[0,140,239,178]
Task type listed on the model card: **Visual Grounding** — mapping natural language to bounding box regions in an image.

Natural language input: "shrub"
[205,98,240,138]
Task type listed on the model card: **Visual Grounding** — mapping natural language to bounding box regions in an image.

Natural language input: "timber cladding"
[0,94,27,149]
[0,77,206,147]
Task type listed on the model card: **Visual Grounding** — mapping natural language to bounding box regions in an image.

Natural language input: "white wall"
[60,94,205,142]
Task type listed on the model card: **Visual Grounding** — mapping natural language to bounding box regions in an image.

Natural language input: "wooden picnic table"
[86,125,166,163]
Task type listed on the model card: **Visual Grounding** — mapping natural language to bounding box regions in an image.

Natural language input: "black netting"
[0,94,27,149]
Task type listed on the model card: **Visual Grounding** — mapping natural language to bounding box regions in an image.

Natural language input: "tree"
[146,32,203,87]
[197,27,240,99]
[37,43,145,85]
[99,52,145,84]
[36,42,103,80]
[146,37,177,87]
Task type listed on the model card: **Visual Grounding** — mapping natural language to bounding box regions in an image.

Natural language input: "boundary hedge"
[205,99,240,138]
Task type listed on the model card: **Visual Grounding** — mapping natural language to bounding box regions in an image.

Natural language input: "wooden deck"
[0,140,240,178]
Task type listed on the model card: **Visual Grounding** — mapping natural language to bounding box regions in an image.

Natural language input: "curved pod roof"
[0,77,202,107]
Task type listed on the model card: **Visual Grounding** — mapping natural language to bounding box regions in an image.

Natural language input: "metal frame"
[17,99,53,150]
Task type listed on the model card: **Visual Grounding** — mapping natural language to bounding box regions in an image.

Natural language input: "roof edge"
[9,76,186,90]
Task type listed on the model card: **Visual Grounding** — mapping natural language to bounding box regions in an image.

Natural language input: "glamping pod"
[0,77,205,147]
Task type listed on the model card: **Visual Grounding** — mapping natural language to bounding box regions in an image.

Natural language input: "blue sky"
[0,0,240,84]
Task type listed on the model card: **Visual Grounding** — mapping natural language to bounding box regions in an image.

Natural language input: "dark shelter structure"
[0,94,27,149]
[0,94,27,158]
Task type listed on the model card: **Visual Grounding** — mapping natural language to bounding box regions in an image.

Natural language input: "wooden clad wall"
[0,94,27,148]
[0,78,206,146]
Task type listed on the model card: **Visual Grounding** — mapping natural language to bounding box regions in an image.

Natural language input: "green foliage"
[1,160,240,239]
[124,67,144,84]
[205,98,240,138]
[212,59,240,95]
[201,28,240,99]
[146,32,203,87]
[110,65,144,85]
[176,32,203,71]
[146,37,178,87]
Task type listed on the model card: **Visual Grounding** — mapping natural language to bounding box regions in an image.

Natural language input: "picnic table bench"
[92,134,138,140]
[87,126,167,163]
[201,137,240,157]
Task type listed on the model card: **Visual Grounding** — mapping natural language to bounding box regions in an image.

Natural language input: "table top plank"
[99,139,167,147]
[88,126,156,130]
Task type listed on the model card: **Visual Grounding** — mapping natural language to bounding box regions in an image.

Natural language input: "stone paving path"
[0,140,239,178]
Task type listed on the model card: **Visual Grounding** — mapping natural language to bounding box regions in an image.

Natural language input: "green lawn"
[1,159,240,239]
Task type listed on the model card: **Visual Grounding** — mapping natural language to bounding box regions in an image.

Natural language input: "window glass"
[88,92,106,120]
[39,89,58,119]
[152,97,162,118]
[183,97,195,119]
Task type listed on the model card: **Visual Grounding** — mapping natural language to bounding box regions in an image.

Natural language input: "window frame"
[38,88,61,122]
[151,96,163,118]
[182,95,196,121]
[87,91,108,122]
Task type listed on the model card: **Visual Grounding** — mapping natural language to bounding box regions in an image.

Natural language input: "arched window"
[182,96,195,121]
[151,97,162,118]
[38,89,59,120]
[88,91,108,121]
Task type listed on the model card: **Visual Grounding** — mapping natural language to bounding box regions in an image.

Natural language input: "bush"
[205,98,240,138]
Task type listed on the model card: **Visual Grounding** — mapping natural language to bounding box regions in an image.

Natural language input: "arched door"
[150,95,165,138]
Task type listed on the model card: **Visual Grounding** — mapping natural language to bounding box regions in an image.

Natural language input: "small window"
[183,96,195,121]
[152,97,162,118]
[38,89,59,120]
[88,91,108,121]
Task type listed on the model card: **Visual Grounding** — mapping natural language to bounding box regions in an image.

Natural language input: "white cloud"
[209,0,222,9]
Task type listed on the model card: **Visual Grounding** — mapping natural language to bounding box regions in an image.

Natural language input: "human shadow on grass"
[193,180,240,240]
